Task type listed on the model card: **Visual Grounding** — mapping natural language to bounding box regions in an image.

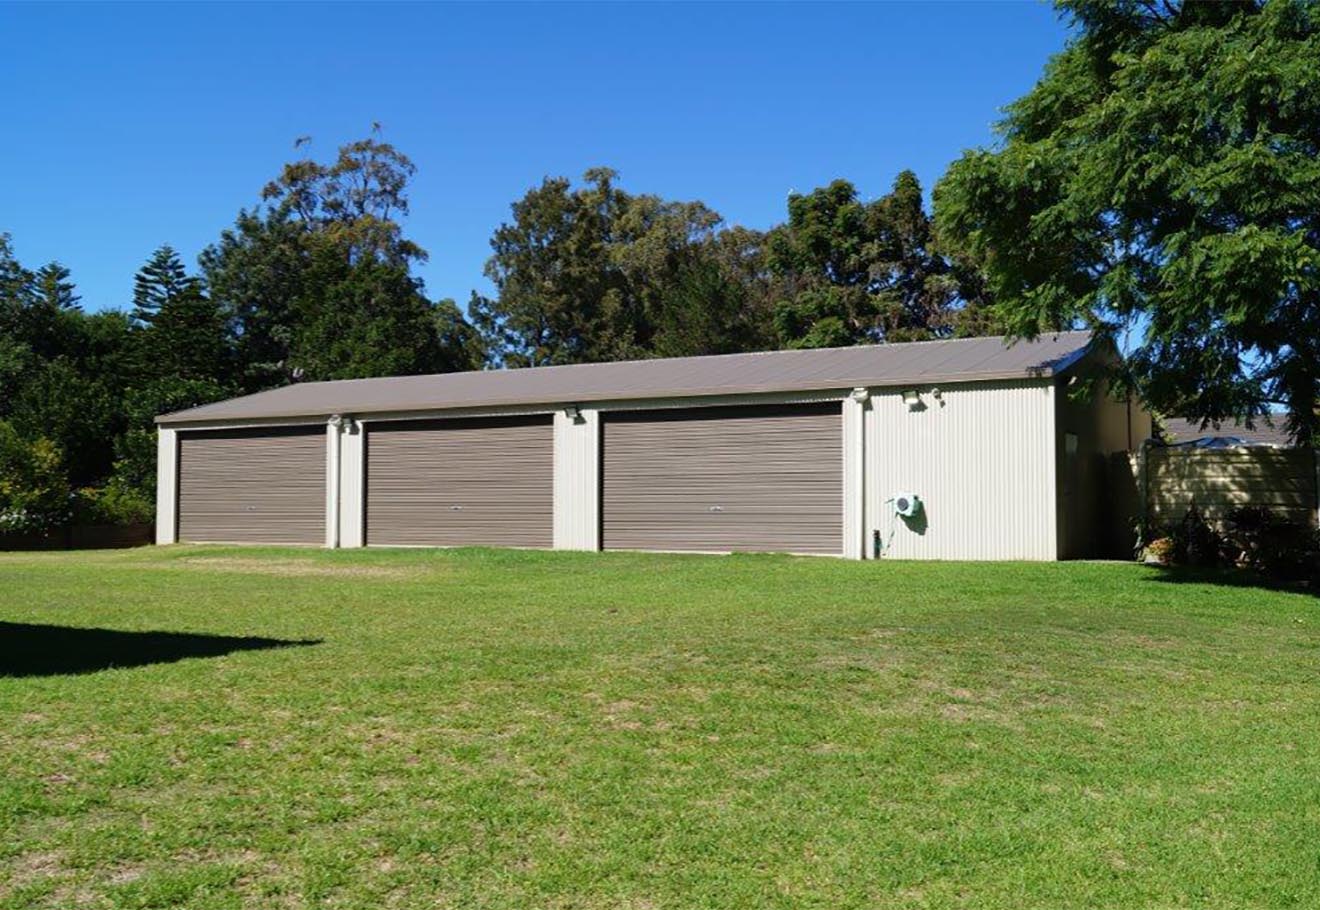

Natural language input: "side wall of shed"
[865,380,1059,561]
[1054,367,1153,559]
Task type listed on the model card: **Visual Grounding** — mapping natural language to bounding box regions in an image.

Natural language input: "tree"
[0,255,131,481]
[0,235,36,398]
[202,134,480,387]
[472,168,739,367]
[767,172,985,348]
[200,211,307,388]
[434,297,487,372]
[33,263,80,311]
[6,358,121,487]
[0,420,69,533]
[110,377,229,502]
[131,245,194,326]
[130,246,230,383]
[650,246,776,358]
[283,239,454,381]
[935,0,1320,444]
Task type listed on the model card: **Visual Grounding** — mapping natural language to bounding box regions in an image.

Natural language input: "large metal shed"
[155,331,1150,560]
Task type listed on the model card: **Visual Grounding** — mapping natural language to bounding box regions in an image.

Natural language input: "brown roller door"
[603,403,842,554]
[177,427,326,544]
[366,415,553,548]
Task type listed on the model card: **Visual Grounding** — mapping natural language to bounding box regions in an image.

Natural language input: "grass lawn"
[1,546,1318,909]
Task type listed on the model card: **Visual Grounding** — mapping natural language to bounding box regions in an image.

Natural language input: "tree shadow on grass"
[1143,565,1318,599]
[0,622,320,678]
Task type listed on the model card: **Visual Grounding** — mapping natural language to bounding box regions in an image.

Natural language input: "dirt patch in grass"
[172,557,421,579]
[0,849,65,897]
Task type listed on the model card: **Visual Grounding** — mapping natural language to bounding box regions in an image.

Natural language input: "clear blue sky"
[0,2,1068,313]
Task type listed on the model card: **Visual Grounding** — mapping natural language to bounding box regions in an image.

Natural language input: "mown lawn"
[1,546,1318,909]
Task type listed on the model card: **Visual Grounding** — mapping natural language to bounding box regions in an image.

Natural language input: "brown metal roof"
[1161,415,1297,448]
[158,331,1094,425]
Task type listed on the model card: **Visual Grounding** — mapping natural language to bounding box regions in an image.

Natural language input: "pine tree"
[129,245,229,382]
[132,245,194,326]
[32,263,80,311]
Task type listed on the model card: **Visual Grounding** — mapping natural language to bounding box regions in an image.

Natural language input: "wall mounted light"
[564,404,582,422]
[850,387,870,403]
[901,389,921,409]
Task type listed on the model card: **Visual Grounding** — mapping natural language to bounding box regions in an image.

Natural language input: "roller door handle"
[450,505,463,511]
[708,505,724,513]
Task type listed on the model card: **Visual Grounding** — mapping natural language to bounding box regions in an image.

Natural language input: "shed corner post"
[325,415,343,549]
[553,406,601,552]
[155,426,178,545]
[843,389,869,560]
[338,418,366,548]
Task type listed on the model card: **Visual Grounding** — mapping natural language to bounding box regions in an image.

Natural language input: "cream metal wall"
[865,380,1059,561]
[553,408,601,551]
[841,393,866,559]
[337,420,365,548]
[155,428,178,545]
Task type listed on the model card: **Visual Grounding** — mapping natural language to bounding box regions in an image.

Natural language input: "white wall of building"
[865,380,1058,560]
[154,427,178,545]
[338,419,365,548]
[553,407,600,551]
[842,393,867,559]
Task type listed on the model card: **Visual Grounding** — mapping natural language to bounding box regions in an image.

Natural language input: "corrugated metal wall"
[177,427,326,544]
[365,416,553,548]
[338,421,365,548]
[602,403,843,554]
[867,381,1058,560]
[553,409,600,550]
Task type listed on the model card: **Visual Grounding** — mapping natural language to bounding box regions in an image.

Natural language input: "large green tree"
[202,134,481,387]
[0,242,131,487]
[472,168,761,366]
[130,245,230,383]
[935,0,1320,443]
[768,172,992,349]
[649,227,778,359]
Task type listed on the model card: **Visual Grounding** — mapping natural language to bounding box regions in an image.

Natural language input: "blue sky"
[0,2,1068,313]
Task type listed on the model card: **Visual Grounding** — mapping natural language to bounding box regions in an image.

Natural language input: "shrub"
[1144,507,1228,568]
[0,420,71,533]
[1145,536,1176,565]
[1176,505,1226,568]
[72,482,154,527]
[1224,506,1320,583]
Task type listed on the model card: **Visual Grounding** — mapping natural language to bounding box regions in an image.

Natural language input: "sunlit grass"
[2,546,1317,908]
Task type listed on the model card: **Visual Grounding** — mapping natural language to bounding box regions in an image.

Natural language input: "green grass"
[1,546,1318,909]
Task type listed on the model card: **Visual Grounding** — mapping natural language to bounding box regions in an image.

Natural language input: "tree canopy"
[202,135,479,389]
[936,0,1320,443]
[472,167,983,366]
[767,171,995,348]
[470,168,739,367]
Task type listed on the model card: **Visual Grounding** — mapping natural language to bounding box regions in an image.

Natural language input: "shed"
[155,331,1150,560]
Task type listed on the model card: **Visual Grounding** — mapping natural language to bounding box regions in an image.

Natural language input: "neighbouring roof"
[1161,415,1297,448]
[158,331,1095,425]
